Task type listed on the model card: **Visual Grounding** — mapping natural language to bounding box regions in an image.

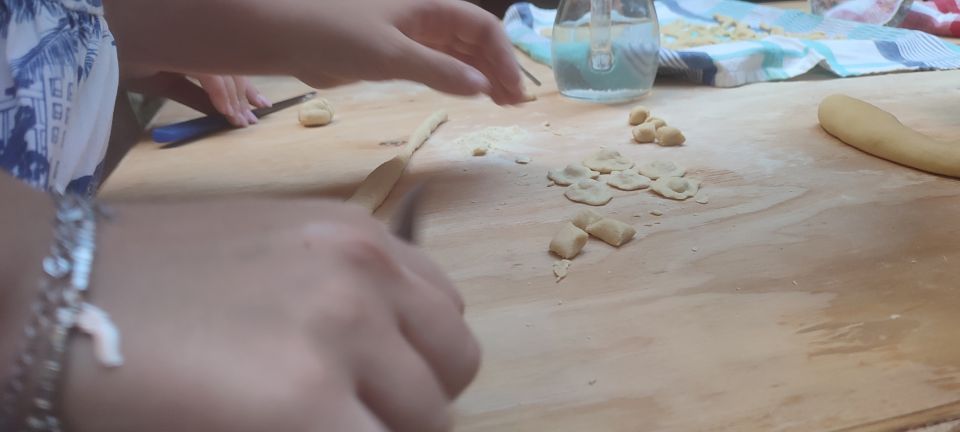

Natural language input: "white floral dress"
[0,0,118,197]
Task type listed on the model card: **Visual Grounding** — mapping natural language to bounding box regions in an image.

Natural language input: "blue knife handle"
[151,115,233,143]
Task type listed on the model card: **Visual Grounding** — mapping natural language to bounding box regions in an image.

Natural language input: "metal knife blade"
[252,91,317,118]
[519,65,542,87]
[152,91,317,144]
[392,182,427,243]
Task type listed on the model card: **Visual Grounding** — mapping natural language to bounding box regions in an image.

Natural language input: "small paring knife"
[392,182,428,244]
[519,65,542,87]
[151,91,317,144]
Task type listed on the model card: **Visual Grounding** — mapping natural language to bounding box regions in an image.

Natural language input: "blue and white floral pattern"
[0,0,118,197]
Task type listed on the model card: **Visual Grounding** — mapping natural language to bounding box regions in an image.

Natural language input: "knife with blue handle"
[151,91,317,144]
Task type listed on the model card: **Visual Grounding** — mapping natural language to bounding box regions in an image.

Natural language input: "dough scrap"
[656,126,686,147]
[454,126,528,156]
[548,164,600,186]
[347,111,447,212]
[583,149,634,174]
[298,98,335,127]
[606,170,651,191]
[651,176,701,200]
[650,210,663,216]
[632,123,657,143]
[515,155,532,164]
[628,105,651,125]
[818,94,960,178]
[553,259,572,282]
[644,117,667,129]
[636,160,686,180]
[472,145,489,156]
[549,222,589,259]
[572,208,603,230]
[695,193,710,204]
[586,218,637,247]
[661,15,840,50]
[564,179,613,206]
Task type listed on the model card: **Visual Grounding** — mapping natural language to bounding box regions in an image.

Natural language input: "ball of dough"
[298,98,335,127]
[632,123,657,143]
[644,117,667,129]
[586,218,636,247]
[572,208,604,230]
[564,179,613,206]
[472,145,489,156]
[651,176,700,200]
[636,160,685,180]
[628,105,651,125]
[656,126,686,147]
[606,170,651,191]
[549,222,589,259]
[548,164,600,186]
[583,149,634,174]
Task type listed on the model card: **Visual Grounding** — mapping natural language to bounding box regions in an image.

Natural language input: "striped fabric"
[504,0,960,87]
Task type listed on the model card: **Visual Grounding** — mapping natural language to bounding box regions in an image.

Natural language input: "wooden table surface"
[101,10,960,432]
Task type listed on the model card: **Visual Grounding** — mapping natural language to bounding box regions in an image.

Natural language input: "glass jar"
[551,0,660,103]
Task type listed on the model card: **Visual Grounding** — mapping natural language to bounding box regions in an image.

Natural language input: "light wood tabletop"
[101,4,960,431]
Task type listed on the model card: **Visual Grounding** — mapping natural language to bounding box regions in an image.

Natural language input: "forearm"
[103,0,313,76]
[0,174,54,383]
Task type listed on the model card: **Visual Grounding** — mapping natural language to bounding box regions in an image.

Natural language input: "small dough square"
[549,222,589,259]
[586,218,637,247]
[572,209,603,230]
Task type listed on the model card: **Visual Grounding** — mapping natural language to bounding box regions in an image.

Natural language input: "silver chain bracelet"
[0,194,123,432]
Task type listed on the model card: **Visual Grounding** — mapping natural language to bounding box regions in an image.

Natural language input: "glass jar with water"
[552,0,660,103]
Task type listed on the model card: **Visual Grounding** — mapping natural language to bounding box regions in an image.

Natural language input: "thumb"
[386,32,492,97]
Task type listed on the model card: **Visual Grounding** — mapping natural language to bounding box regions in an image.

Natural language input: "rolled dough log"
[347,111,448,212]
[818,94,960,178]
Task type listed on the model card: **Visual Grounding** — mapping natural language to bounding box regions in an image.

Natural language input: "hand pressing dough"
[818,94,960,178]
[651,176,701,200]
[553,260,572,282]
[564,179,613,206]
[298,98,335,127]
[606,170,651,190]
[628,105,651,125]
[549,223,589,259]
[572,208,603,230]
[548,164,600,186]
[636,160,685,179]
[632,123,657,143]
[583,149,634,173]
[656,126,686,147]
[644,117,667,129]
[586,218,636,247]
[347,111,447,212]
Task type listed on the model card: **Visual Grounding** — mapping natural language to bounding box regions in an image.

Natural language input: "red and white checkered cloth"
[902,0,960,36]
[813,0,960,37]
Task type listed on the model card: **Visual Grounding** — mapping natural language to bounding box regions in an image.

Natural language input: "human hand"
[121,66,272,127]
[288,0,526,105]
[59,199,479,432]
[191,74,272,127]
